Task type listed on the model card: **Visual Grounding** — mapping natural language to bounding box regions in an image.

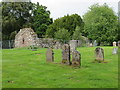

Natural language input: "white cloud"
[31,0,119,20]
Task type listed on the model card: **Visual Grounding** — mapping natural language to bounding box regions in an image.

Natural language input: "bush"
[72,26,83,40]
[54,28,70,43]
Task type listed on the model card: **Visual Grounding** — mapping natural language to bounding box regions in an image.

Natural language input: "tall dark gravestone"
[62,44,71,65]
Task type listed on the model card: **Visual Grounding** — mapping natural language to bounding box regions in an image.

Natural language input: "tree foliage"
[54,28,70,43]
[2,2,33,40]
[83,3,118,45]
[32,2,53,38]
[46,14,84,39]
[72,26,83,40]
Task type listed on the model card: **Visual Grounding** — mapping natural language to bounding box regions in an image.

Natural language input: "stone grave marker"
[89,43,93,47]
[46,48,54,62]
[95,47,104,62]
[72,50,81,67]
[62,44,71,65]
[113,41,117,47]
[93,40,97,47]
[112,48,118,54]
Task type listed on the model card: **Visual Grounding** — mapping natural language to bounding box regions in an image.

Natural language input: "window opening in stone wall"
[22,38,25,44]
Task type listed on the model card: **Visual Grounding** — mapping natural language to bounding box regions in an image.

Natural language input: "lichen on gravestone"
[72,50,81,67]
[95,47,104,62]
[61,44,71,65]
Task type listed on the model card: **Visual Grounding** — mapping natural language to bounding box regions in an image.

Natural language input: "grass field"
[2,46,118,88]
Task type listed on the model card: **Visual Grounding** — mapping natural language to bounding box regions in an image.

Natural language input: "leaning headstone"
[46,48,54,62]
[62,44,71,65]
[113,41,117,47]
[112,48,118,54]
[118,41,120,48]
[72,50,81,67]
[69,40,77,52]
[95,47,104,62]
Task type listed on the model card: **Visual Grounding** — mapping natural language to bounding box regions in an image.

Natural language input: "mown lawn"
[2,46,118,88]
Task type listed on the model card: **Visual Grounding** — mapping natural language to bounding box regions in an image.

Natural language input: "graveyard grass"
[2,47,118,88]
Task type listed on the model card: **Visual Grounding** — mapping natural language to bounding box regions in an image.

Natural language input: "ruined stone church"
[15,28,38,48]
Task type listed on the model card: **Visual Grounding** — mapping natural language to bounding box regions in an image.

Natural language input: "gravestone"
[46,48,54,62]
[95,47,104,62]
[62,44,71,65]
[89,43,93,47]
[69,40,77,52]
[72,50,81,67]
[118,41,120,48]
[93,40,97,47]
[112,48,118,54]
[113,41,117,46]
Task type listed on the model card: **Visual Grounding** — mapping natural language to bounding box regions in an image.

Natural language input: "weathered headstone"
[46,48,54,62]
[113,41,117,47]
[118,41,120,48]
[95,47,104,62]
[62,44,71,65]
[72,50,81,67]
[89,43,93,47]
[69,40,77,52]
[93,40,97,47]
[112,48,118,54]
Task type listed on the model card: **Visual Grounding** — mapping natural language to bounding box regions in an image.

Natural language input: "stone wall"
[15,28,88,49]
[36,38,62,49]
[15,28,62,48]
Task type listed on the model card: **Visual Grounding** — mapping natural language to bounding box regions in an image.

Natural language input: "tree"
[72,26,83,40]
[46,14,84,38]
[2,2,33,40]
[32,2,53,38]
[45,24,56,38]
[83,3,118,45]
[2,2,52,40]
[54,28,70,43]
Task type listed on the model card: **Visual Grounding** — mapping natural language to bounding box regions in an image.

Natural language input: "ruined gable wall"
[15,28,38,48]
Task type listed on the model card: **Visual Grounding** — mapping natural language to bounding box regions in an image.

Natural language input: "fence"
[1,40,14,49]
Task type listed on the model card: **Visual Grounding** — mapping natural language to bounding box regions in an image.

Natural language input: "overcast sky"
[31,0,119,20]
